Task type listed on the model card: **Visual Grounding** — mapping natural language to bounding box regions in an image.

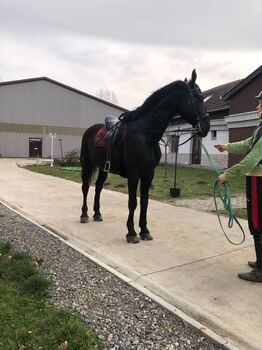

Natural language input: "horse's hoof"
[126,234,140,244]
[140,232,153,241]
[80,216,89,223]
[93,214,103,221]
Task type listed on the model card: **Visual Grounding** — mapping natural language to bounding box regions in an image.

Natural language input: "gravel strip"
[0,203,223,350]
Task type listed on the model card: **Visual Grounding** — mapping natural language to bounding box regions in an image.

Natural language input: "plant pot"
[170,187,181,197]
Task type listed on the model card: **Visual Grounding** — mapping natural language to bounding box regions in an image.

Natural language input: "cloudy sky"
[1,0,261,109]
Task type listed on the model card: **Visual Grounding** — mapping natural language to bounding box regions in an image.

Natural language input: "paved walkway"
[0,158,261,350]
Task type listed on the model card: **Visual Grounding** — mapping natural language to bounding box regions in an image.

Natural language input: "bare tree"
[96,88,118,104]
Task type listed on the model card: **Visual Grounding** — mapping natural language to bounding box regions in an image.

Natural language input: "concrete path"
[0,158,261,350]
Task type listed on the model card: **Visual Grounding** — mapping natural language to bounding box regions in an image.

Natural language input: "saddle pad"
[94,127,107,148]
[94,122,127,148]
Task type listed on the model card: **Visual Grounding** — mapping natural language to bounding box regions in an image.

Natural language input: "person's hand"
[217,173,227,184]
[214,144,224,152]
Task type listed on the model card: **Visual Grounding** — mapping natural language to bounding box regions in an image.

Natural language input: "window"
[211,130,217,140]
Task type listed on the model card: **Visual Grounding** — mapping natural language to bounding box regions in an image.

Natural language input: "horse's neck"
[142,103,178,142]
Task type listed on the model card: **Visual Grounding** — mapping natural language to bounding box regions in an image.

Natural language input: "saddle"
[94,115,127,172]
[94,116,121,147]
[105,115,118,129]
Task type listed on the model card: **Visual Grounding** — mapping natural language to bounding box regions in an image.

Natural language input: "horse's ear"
[184,77,188,82]
[189,69,197,87]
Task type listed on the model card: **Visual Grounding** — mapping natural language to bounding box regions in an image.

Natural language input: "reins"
[201,142,246,245]
[178,132,196,146]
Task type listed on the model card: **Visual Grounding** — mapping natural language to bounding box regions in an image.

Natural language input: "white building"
[163,65,262,169]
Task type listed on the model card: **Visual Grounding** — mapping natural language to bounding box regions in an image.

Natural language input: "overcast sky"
[1,0,261,109]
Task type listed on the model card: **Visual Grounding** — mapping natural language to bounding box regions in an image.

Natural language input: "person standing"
[215,90,262,283]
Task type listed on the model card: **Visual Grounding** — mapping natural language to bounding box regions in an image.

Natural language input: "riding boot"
[248,261,256,268]
[238,236,262,283]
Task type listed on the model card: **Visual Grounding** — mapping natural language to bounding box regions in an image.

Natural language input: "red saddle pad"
[94,127,107,148]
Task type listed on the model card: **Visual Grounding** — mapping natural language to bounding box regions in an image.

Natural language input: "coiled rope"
[201,142,246,245]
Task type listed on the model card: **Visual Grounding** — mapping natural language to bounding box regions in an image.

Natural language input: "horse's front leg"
[126,175,140,244]
[139,172,154,241]
[93,170,108,221]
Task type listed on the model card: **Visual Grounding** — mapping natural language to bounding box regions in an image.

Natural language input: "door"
[191,134,201,164]
[29,138,42,158]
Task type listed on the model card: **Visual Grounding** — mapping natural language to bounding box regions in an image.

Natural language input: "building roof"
[203,79,242,112]
[223,65,262,100]
[0,76,128,112]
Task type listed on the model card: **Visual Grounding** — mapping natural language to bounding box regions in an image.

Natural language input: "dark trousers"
[246,176,262,236]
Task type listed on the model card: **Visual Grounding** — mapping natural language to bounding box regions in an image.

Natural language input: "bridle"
[186,83,209,136]
[167,85,209,146]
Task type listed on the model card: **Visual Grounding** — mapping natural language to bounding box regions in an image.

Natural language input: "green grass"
[213,208,247,220]
[233,208,247,219]
[0,242,103,350]
[25,163,246,201]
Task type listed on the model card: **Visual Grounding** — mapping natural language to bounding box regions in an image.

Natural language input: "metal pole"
[59,138,64,161]
[165,143,168,178]
[170,131,181,197]
[174,146,178,188]
[49,133,57,167]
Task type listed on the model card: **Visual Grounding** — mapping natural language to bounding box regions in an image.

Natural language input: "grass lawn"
[0,242,102,350]
[24,163,246,201]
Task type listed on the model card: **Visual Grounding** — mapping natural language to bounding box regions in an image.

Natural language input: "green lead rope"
[201,142,245,245]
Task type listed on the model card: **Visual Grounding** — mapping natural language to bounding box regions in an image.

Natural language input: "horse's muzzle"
[197,114,210,137]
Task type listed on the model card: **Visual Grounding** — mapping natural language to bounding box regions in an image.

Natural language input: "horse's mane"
[121,80,187,122]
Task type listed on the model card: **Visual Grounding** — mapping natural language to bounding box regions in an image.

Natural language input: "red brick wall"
[229,75,262,115]
[228,126,255,167]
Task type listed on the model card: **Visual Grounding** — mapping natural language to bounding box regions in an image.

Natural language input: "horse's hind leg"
[93,170,108,221]
[80,165,92,223]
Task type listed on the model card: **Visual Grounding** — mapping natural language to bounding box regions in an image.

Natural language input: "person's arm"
[221,137,252,155]
[218,137,262,182]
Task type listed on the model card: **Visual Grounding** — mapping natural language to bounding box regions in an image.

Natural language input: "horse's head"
[178,70,210,137]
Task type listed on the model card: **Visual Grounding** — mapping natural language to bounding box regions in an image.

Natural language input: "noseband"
[171,85,208,146]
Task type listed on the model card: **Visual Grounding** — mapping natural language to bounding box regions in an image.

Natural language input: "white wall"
[163,119,229,169]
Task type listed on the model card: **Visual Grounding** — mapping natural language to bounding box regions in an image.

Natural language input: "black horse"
[80,70,210,243]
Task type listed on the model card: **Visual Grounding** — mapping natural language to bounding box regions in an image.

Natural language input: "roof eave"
[223,65,262,100]
[207,106,229,113]
[0,77,128,112]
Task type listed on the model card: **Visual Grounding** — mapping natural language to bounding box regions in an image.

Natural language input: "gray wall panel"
[0,132,82,158]
[0,80,124,128]
[0,78,126,157]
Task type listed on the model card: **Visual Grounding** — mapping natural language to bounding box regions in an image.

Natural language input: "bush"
[64,149,81,166]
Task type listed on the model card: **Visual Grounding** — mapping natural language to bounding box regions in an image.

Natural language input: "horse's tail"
[80,124,104,185]
[80,129,95,186]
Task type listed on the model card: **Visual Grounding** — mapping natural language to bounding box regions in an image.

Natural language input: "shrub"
[64,149,81,166]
